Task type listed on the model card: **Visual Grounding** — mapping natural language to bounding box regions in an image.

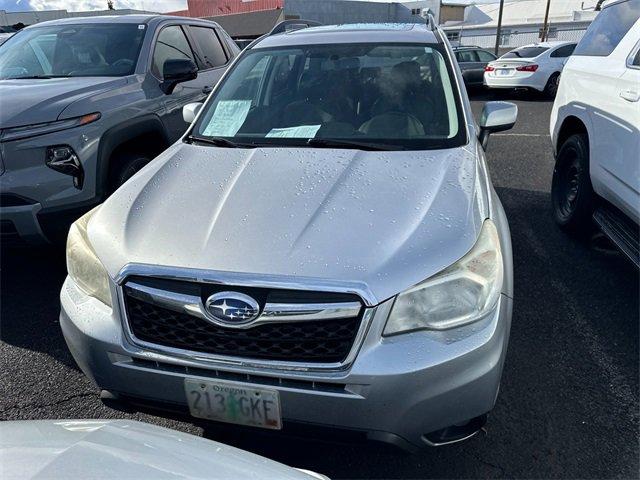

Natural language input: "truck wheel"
[544,72,560,98]
[551,133,594,233]
[109,152,150,193]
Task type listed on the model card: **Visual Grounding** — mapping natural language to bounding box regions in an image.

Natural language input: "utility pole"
[541,0,552,41]
[494,0,505,56]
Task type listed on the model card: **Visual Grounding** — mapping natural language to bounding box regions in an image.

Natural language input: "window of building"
[447,31,460,42]
[573,0,640,57]
[498,29,512,46]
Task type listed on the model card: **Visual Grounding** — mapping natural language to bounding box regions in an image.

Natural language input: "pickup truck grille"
[122,277,364,364]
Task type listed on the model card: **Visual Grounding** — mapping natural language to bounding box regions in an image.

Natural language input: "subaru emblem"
[204,292,261,326]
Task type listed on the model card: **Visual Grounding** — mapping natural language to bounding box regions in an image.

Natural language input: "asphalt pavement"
[1,90,638,479]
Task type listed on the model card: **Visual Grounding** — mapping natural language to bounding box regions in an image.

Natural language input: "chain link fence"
[446,26,589,51]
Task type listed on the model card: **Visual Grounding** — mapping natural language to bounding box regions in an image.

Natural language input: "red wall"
[170,0,284,17]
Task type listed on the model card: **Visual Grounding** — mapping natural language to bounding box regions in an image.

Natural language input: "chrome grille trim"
[125,281,362,329]
[115,264,376,372]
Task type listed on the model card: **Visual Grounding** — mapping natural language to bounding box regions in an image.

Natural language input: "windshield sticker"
[202,100,252,137]
[265,125,321,138]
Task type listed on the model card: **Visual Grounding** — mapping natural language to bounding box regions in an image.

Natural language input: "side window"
[551,44,576,58]
[152,25,195,78]
[190,26,228,69]
[476,50,496,62]
[456,50,478,62]
[573,0,640,57]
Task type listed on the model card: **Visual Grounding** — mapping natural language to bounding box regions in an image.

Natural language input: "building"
[0,9,154,28]
[442,0,601,50]
[169,0,441,38]
[439,1,466,24]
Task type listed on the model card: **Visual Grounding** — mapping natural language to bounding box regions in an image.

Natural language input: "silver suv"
[60,20,516,450]
[0,15,238,244]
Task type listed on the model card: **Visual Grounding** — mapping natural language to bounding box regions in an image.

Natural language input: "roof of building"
[254,22,439,48]
[206,8,284,38]
[444,0,603,29]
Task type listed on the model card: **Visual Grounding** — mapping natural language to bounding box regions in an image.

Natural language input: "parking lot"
[1,90,638,479]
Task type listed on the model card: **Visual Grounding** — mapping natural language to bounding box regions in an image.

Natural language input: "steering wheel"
[359,111,426,137]
[112,58,134,70]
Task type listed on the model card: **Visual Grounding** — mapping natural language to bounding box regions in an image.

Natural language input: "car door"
[609,45,640,220]
[151,24,209,140]
[185,25,233,98]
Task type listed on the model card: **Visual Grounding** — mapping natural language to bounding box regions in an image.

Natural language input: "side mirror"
[160,59,197,95]
[183,102,203,124]
[478,101,518,149]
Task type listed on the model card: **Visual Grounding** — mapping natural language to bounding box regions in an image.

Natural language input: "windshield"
[0,24,146,79]
[501,46,549,59]
[193,43,466,150]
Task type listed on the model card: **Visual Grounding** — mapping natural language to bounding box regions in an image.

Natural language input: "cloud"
[2,0,187,13]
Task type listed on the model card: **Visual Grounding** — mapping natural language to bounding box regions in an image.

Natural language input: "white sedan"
[484,41,576,97]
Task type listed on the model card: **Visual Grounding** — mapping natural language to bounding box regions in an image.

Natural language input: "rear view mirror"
[183,102,203,124]
[479,101,518,149]
[160,59,198,95]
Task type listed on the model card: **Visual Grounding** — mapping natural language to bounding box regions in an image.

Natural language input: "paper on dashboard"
[202,100,252,137]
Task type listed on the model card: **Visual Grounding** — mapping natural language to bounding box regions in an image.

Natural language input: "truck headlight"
[0,113,100,142]
[384,220,503,335]
[66,207,112,307]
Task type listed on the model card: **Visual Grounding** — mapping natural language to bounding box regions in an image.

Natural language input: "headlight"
[66,207,112,307]
[384,219,503,335]
[0,112,100,142]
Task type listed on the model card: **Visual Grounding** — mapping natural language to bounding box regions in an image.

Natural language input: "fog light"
[46,145,84,189]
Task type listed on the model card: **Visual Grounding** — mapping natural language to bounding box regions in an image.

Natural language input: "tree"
[107,0,115,10]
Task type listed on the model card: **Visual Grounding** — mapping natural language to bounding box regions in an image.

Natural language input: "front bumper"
[60,277,512,449]
[0,123,101,244]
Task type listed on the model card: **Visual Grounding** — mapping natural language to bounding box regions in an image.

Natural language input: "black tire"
[544,72,561,98]
[108,152,150,193]
[551,133,594,233]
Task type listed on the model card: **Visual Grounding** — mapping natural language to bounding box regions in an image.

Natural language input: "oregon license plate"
[184,379,282,429]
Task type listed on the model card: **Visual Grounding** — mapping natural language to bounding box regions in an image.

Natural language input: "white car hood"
[92,143,486,304]
[0,420,322,480]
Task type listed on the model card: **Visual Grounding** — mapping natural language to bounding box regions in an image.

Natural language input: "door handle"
[202,86,213,95]
[620,89,640,102]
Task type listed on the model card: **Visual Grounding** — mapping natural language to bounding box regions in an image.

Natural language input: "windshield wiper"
[187,135,243,148]
[306,138,401,151]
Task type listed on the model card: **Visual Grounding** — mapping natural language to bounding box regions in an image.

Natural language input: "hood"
[0,77,125,128]
[92,144,486,304]
[0,420,322,480]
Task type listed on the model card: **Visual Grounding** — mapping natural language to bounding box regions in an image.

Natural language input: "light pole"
[541,0,552,41]
[494,0,505,56]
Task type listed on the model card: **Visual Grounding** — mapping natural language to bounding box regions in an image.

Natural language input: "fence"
[445,25,589,51]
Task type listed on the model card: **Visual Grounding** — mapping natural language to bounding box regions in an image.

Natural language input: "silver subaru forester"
[60,20,517,450]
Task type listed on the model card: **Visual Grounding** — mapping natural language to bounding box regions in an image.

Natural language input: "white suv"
[550,0,639,266]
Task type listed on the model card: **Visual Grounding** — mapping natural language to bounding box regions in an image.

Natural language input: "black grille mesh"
[125,294,361,363]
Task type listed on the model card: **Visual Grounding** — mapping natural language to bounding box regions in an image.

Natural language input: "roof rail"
[268,19,322,36]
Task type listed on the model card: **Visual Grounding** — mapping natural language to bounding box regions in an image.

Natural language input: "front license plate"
[184,379,282,430]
